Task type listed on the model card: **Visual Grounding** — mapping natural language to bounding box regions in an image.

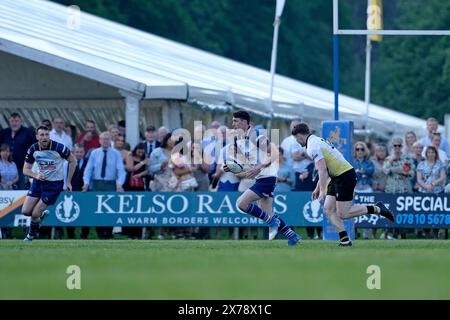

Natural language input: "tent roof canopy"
[0,0,428,137]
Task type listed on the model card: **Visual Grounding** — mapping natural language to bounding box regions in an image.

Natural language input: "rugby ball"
[225,157,244,174]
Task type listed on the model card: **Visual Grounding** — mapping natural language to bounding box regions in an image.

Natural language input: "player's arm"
[23,162,45,181]
[312,158,328,202]
[66,152,77,192]
[245,141,278,179]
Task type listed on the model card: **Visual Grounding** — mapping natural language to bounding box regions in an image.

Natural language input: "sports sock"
[274,215,297,239]
[339,230,351,243]
[244,204,275,224]
[367,205,379,214]
[28,221,40,238]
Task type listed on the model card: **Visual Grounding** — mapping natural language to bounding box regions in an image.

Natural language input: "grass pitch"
[0,240,449,300]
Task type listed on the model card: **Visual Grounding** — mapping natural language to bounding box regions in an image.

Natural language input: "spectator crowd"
[0,113,449,240]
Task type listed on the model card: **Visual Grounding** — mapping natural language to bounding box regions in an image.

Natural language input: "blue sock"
[244,204,275,224]
[28,221,40,237]
[274,215,296,239]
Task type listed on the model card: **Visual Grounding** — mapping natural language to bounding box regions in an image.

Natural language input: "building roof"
[0,0,429,137]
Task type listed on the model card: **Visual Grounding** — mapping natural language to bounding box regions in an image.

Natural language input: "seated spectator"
[0,144,19,190]
[372,143,388,192]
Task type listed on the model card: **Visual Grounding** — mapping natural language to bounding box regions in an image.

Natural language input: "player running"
[292,123,395,246]
[224,111,301,246]
[22,125,76,242]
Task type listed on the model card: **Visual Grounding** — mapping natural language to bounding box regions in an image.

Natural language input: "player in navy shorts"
[224,111,301,246]
[22,126,76,242]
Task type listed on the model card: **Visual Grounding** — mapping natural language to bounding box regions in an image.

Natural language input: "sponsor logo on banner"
[55,195,80,223]
[303,200,323,223]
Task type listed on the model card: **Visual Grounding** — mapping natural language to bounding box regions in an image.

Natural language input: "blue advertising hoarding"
[1,191,449,229]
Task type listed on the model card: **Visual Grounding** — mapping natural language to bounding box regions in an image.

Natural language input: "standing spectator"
[353,141,375,239]
[113,134,129,162]
[0,113,36,189]
[372,143,389,192]
[117,120,126,137]
[403,131,417,158]
[281,121,313,190]
[422,133,448,165]
[76,120,100,155]
[275,147,295,192]
[82,131,126,239]
[41,119,52,131]
[50,117,73,150]
[65,123,77,143]
[63,144,88,239]
[417,145,446,239]
[190,141,211,239]
[157,126,169,144]
[149,133,179,239]
[411,141,425,192]
[123,143,148,239]
[142,125,160,190]
[353,142,375,193]
[366,142,376,159]
[420,117,450,156]
[0,144,19,239]
[108,124,120,147]
[0,144,19,190]
[383,137,415,239]
[124,143,148,192]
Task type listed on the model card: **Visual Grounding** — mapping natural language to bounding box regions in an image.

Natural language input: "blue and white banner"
[0,191,448,228]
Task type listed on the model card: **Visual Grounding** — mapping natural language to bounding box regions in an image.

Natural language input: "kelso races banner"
[0,191,449,228]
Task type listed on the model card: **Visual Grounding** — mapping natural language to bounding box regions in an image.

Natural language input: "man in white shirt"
[420,117,450,156]
[422,133,448,165]
[50,117,73,150]
[280,120,312,190]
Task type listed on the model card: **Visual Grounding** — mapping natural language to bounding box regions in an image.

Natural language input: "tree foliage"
[52,0,450,122]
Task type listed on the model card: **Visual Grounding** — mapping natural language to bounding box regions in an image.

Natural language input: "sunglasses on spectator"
[393,144,402,147]
[355,148,365,151]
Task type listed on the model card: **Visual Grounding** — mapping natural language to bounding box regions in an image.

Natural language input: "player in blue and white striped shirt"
[22,126,77,242]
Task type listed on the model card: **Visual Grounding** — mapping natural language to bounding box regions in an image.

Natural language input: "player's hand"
[223,164,230,172]
[317,191,325,203]
[35,173,46,181]
[245,164,263,179]
[66,183,73,192]
[312,188,320,200]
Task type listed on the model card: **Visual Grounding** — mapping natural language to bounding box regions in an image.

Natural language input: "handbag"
[179,176,198,191]
[129,172,144,188]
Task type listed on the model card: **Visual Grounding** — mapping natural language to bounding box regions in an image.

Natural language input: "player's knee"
[236,198,249,212]
[323,205,335,218]
[336,210,348,219]
[21,209,32,217]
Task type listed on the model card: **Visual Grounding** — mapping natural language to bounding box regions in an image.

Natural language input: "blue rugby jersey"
[25,140,71,181]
